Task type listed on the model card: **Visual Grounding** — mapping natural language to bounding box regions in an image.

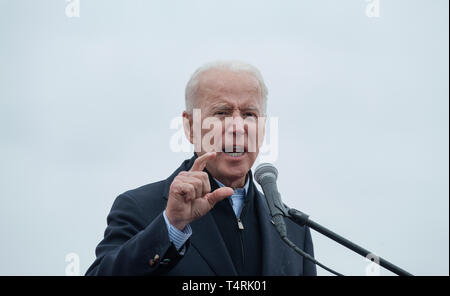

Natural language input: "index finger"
[190,152,217,172]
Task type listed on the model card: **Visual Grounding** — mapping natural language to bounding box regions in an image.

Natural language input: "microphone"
[255,163,344,276]
[254,163,288,238]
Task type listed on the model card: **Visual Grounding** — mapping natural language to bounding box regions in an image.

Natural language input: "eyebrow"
[241,106,260,113]
[209,103,261,113]
[210,103,233,111]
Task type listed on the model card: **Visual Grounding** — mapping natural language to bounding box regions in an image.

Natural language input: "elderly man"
[86,61,317,276]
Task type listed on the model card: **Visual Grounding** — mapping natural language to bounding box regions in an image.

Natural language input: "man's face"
[184,69,265,187]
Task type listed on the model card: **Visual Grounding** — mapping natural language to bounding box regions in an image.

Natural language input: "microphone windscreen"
[254,163,278,184]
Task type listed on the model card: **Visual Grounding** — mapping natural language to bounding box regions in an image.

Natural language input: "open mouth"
[222,146,246,158]
[225,152,245,157]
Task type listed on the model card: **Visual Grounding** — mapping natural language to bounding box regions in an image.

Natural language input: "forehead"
[196,69,262,109]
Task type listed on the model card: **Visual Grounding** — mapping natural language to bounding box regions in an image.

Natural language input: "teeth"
[223,146,245,153]
[225,152,244,157]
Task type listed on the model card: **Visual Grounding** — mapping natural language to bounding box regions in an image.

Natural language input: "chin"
[216,152,255,179]
[220,165,248,179]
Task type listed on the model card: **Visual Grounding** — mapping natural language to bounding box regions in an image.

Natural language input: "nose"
[225,113,245,137]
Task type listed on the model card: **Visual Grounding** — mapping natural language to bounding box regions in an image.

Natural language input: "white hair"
[185,60,268,114]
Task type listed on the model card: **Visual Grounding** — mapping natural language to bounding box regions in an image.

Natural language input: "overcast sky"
[0,0,448,275]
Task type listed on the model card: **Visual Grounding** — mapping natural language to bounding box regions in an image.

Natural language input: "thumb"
[205,187,234,206]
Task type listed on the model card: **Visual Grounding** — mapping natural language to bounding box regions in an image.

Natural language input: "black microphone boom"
[288,208,413,276]
[254,162,413,276]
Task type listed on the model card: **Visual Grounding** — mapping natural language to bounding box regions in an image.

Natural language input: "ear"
[182,111,194,144]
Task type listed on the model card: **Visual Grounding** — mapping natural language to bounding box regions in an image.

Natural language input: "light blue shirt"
[163,176,250,253]
[214,177,249,218]
[162,210,192,254]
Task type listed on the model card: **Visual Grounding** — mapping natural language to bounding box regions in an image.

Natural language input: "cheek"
[200,119,224,152]
[246,152,258,163]
[246,123,259,153]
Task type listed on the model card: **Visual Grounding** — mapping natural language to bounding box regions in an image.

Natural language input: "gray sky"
[0,0,448,275]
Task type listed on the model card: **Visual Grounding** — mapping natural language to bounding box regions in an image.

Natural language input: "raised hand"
[165,152,234,230]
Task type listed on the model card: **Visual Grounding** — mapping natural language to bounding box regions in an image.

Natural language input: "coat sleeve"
[303,226,317,276]
[85,194,184,276]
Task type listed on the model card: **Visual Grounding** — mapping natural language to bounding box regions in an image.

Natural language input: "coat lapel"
[254,188,290,276]
[189,214,238,275]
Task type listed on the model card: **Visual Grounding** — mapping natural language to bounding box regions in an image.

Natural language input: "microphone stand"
[287,208,413,276]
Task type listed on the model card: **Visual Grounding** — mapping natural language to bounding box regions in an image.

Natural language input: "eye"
[214,111,228,116]
[243,112,257,118]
